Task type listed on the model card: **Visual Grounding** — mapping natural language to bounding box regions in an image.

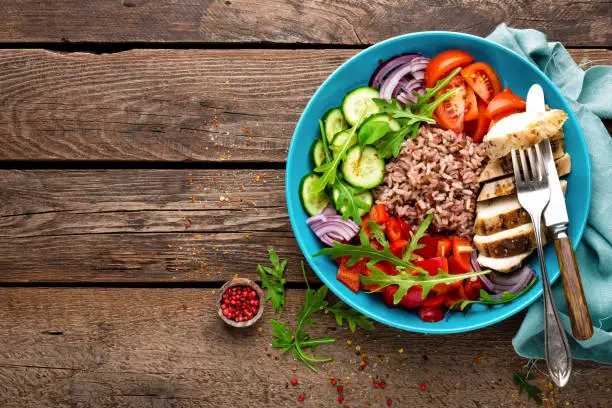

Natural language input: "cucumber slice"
[363,113,401,131]
[342,146,386,189]
[341,86,381,126]
[330,128,356,154]
[310,138,326,169]
[300,174,331,216]
[322,108,348,143]
[332,187,373,217]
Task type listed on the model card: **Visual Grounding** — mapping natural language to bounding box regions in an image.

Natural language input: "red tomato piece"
[460,62,502,103]
[418,306,445,322]
[424,50,475,88]
[464,84,479,121]
[413,235,438,259]
[385,218,404,243]
[435,75,466,133]
[436,237,452,258]
[400,286,423,309]
[422,292,445,308]
[369,204,390,224]
[443,290,463,310]
[463,98,491,143]
[397,217,412,240]
[389,239,408,258]
[485,87,526,120]
[414,257,448,276]
[336,257,366,293]
[382,285,399,308]
[492,108,522,122]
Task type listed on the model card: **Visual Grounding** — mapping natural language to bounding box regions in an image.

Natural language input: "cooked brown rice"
[374,126,487,237]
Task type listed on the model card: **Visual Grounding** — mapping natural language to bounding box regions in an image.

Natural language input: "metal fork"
[512,145,572,387]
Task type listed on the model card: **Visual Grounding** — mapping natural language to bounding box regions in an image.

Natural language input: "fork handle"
[553,232,593,340]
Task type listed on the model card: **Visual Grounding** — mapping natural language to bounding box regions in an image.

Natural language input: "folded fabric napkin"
[486,24,612,364]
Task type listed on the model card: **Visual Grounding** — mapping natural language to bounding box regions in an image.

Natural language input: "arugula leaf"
[325,300,375,332]
[270,284,336,372]
[513,372,543,406]
[402,213,433,262]
[357,120,390,149]
[257,248,287,314]
[315,229,428,276]
[361,266,491,304]
[374,124,416,159]
[365,219,386,247]
[332,178,370,226]
[318,119,332,162]
[410,67,462,111]
[312,110,367,193]
[372,98,436,123]
[451,278,537,312]
[418,87,460,119]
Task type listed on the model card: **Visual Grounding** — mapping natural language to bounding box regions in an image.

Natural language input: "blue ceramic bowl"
[286,32,591,333]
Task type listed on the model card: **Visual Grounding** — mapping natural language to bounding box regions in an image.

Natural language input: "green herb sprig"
[513,372,543,406]
[258,248,287,314]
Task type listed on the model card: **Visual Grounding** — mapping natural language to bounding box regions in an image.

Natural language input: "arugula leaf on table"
[402,213,433,262]
[270,284,336,372]
[332,178,370,226]
[361,266,491,305]
[513,372,543,406]
[365,219,387,247]
[312,109,367,193]
[257,248,287,314]
[357,120,391,149]
[324,300,375,332]
[450,279,538,313]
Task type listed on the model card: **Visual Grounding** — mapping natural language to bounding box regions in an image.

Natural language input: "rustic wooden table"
[0,2,610,407]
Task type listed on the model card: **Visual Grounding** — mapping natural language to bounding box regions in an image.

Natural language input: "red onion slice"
[379,57,430,100]
[412,70,425,80]
[369,53,421,88]
[307,207,360,247]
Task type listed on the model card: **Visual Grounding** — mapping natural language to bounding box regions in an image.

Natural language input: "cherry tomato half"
[414,235,438,259]
[460,62,502,103]
[382,285,399,308]
[400,286,424,309]
[485,87,526,119]
[424,50,475,88]
[463,98,491,143]
[422,292,445,308]
[435,76,466,133]
[418,306,445,322]
[464,85,479,121]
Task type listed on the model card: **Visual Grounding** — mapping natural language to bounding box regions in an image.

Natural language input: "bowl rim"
[285,31,591,334]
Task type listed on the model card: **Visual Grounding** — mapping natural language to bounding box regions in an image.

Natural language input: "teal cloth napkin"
[486,25,612,364]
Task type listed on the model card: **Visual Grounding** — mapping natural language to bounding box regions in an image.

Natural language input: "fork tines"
[511,144,546,186]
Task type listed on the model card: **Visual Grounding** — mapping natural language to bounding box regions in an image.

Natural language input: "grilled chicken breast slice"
[477,252,531,273]
[474,181,567,236]
[483,109,568,160]
[479,138,565,183]
[473,224,541,258]
[477,160,569,202]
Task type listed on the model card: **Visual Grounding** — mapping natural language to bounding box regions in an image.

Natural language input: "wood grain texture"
[1,0,611,46]
[0,169,311,283]
[1,287,609,408]
[0,48,609,162]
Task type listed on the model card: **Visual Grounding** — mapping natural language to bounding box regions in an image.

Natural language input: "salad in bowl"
[286,32,590,333]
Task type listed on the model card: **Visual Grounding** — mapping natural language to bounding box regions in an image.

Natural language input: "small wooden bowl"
[216,278,265,328]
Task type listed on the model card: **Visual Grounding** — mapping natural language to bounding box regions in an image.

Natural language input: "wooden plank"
[0,288,608,408]
[1,1,610,46]
[0,48,609,162]
[0,169,308,283]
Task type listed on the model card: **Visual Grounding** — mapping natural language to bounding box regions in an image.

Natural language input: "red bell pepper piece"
[336,257,366,293]
[449,252,470,274]
[414,235,438,258]
[389,239,408,258]
[414,257,449,276]
[396,217,412,240]
[436,237,452,257]
[369,204,390,224]
[385,218,403,242]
